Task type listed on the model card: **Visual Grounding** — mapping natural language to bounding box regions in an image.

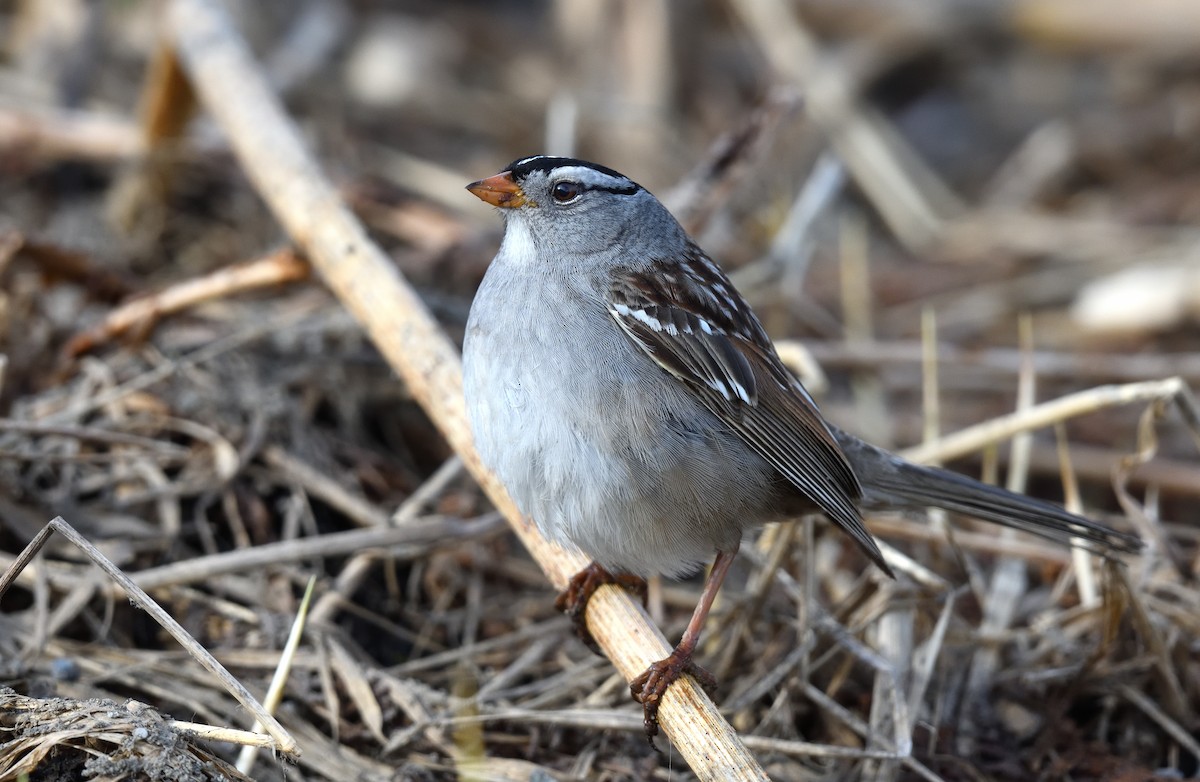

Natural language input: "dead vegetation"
[1,1,1198,780]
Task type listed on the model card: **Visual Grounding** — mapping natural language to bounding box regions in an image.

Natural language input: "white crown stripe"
[548,166,634,191]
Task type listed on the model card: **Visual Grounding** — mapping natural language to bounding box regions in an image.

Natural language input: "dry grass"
[1,1,1198,780]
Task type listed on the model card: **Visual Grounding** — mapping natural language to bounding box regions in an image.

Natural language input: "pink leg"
[555,562,648,654]
[630,546,738,745]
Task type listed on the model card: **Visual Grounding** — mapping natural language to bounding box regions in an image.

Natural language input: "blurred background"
[1,1,1198,780]
[5,1,1200,440]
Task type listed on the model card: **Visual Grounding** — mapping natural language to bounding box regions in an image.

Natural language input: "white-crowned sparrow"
[462,156,1139,741]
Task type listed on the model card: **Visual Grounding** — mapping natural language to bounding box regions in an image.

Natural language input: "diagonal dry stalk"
[0,516,297,755]
[64,248,310,358]
[164,0,766,777]
[900,376,1200,465]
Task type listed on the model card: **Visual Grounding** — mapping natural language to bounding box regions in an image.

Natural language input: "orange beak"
[466,171,528,208]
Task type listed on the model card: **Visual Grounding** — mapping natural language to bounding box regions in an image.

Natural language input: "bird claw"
[555,562,648,655]
[558,563,720,748]
[630,651,717,747]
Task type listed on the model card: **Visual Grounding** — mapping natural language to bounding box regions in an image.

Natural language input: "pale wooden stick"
[0,106,143,161]
[165,0,766,777]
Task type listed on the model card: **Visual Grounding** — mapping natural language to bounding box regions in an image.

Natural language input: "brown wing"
[608,246,890,575]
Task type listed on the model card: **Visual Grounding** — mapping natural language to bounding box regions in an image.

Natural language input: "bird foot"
[555,562,648,655]
[630,650,717,747]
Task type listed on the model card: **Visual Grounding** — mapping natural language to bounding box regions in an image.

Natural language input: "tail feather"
[833,429,1141,555]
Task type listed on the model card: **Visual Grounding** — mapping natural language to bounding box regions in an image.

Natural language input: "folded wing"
[608,249,891,575]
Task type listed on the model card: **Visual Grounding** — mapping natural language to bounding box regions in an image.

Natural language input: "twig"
[0,106,144,161]
[1057,423,1100,606]
[128,514,503,592]
[173,722,283,748]
[1116,684,1200,760]
[900,377,1198,465]
[9,235,134,301]
[0,517,297,755]
[801,683,946,782]
[237,576,316,774]
[65,248,310,358]
[263,445,391,529]
[1012,0,1200,54]
[0,420,188,454]
[308,455,465,626]
[798,338,1200,384]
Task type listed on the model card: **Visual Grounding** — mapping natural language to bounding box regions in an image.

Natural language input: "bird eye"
[552,181,582,202]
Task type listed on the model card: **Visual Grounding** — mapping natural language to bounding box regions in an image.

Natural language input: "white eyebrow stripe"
[515,155,544,167]
[551,165,633,191]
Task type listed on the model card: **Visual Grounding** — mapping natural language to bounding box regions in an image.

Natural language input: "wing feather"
[608,250,890,575]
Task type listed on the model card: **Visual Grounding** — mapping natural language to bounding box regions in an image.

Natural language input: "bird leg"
[555,561,648,655]
[630,546,737,745]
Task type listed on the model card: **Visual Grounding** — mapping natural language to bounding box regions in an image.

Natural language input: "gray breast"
[464,264,784,577]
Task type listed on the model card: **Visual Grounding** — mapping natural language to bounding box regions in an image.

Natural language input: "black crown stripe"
[504,156,641,195]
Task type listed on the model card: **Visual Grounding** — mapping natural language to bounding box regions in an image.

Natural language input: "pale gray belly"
[464,304,783,577]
